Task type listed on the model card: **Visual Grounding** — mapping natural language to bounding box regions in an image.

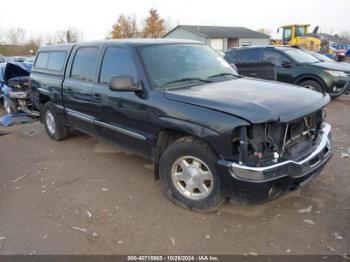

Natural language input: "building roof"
[318,33,350,45]
[165,25,271,39]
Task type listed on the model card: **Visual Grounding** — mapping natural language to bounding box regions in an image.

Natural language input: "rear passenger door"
[92,45,149,157]
[62,46,100,134]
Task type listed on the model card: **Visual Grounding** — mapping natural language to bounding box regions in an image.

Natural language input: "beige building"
[164,25,271,52]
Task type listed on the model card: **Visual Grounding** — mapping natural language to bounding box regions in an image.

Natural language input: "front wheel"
[300,80,323,93]
[159,137,225,212]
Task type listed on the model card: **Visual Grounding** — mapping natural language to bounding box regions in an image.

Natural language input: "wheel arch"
[38,93,52,122]
[153,118,221,180]
[294,74,327,91]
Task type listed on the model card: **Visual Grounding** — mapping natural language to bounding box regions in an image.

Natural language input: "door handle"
[93,93,102,100]
[66,88,73,93]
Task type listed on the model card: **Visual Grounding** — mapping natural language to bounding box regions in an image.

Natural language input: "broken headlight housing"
[233,110,323,167]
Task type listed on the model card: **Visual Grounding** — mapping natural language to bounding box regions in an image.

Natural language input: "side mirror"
[109,75,142,92]
[281,61,293,68]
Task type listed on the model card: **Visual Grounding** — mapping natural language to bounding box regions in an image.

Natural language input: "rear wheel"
[43,102,69,141]
[159,137,225,211]
[300,80,323,93]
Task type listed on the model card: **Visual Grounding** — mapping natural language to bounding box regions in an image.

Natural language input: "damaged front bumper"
[230,123,332,182]
[217,123,333,203]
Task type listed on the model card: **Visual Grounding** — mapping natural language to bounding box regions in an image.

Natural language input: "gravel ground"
[0,95,349,256]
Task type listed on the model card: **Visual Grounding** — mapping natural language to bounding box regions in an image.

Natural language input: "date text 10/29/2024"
[127,256,220,261]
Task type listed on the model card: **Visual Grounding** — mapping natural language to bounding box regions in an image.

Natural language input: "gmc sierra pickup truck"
[30,40,333,211]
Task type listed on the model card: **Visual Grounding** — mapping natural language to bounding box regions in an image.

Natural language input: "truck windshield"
[138,44,239,89]
[283,48,320,64]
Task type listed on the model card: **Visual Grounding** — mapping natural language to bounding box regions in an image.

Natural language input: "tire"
[299,80,323,93]
[43,102,69,141]
[159,136,225,212]
[3,97,18,114]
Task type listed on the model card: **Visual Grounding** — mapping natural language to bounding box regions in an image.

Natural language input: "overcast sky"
[1,0,349,41]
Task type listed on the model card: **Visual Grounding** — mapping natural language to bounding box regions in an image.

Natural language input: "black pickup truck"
[30,40,333,211]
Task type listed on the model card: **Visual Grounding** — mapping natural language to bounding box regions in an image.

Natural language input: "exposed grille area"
[234,110,323,167]
[282,111,322,151]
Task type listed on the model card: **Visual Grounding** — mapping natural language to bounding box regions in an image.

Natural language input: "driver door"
[92,45,150,157]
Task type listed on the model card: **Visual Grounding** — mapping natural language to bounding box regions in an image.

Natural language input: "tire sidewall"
[159,140,224,211]
[43,103,59,140]
[300,80,323,93]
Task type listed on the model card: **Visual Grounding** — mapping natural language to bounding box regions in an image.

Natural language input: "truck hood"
[312,61,350,73]
[3,62,31,82]
[164,78,330,123]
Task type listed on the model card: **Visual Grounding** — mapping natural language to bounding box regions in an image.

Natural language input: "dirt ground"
[0,96,349,256]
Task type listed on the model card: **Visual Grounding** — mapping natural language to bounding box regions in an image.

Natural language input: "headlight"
[325,70,348,77]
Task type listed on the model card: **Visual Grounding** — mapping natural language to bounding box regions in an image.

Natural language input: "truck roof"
[39,39,202,52]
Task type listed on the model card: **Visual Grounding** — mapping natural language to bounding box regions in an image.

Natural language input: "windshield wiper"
[163,77,212,86]
[207,73,239,79]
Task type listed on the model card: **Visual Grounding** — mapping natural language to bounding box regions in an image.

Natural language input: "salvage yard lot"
[0,96,349,256]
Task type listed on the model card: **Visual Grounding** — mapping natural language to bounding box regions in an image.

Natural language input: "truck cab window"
[283,28,292,41]
[71,47,99,82]
[35,52,49,69]
[99,47,137,84]
[47,52,67,71]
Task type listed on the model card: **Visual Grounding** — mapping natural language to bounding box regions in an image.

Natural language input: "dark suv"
[224,46,350,97]
[30,40,333,211]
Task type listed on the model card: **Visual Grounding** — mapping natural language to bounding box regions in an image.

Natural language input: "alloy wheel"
[171,156,214,200]
[45,110,56,135]
[303,84,316,91]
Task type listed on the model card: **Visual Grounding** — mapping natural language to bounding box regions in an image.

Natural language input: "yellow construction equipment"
[271,24,321,52]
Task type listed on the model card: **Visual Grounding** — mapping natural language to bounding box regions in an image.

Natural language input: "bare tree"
[53,30,67,44]
[66,27,83,43]
[110,14,139,39]
[257,28,272,36]
[6,27,26,45]
[48,28,83,44]
[25,38,41,54]
[143,9,166,38]
[0,28,5,44]
[339,30,350,39]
